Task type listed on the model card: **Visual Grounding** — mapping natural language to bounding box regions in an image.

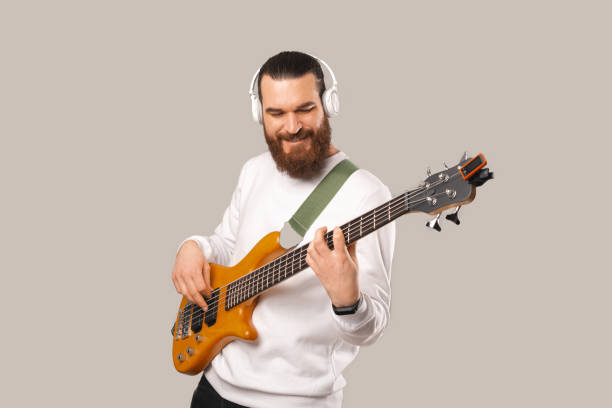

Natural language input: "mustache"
[278,128,313,141]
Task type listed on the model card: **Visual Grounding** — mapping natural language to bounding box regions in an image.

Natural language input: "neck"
[326,144,339,157]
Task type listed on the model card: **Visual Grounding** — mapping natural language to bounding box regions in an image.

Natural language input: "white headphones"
[248,53,340,124]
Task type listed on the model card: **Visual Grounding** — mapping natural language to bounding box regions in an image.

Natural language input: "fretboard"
[224,189,416,310]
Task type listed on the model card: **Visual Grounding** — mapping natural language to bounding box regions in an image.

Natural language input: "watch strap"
[332,293,363,315]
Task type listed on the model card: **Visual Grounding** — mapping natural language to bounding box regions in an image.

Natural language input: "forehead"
[260,73,320,108]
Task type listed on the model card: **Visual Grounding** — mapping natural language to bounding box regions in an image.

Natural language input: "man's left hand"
[306,226,360,307]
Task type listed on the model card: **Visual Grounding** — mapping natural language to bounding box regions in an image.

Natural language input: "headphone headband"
[248,53,340,123]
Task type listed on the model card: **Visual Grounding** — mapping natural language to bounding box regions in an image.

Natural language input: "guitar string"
[177,170,463,329]
[175,196,409,334]
[176,170,464,327]
[175,193,413,330]
[176,177,442,320]
[185,181,428,302]
[178,179,463,328]
[202,169,457,299]
[178,188,454,334]
[197,168,462,305]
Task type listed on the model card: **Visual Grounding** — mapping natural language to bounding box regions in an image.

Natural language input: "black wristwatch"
[332,293,363,315]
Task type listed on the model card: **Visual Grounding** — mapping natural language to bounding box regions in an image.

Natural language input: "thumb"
[347,241,357,262]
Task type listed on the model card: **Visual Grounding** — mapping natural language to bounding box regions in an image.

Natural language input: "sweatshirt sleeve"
[332,185,396,346]
[176,161,249,266]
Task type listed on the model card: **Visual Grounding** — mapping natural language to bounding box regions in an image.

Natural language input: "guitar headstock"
[405,152,493,231]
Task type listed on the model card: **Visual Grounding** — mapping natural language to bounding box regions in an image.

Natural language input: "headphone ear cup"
[251,95,263,123]
[322,88,340,117]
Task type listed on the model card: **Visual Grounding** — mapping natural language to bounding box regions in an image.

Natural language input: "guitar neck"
[225,190,415,307]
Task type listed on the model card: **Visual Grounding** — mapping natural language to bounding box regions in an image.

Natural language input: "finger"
[191,268,207,295]
[192,292,208,312]
[305,252,320,275]
[347,242,358,264]
[171,272,180,293]
[332,227,347,257]
[306,243,319,266]
[177,278,189,298]
[186,277,209,311]
[314,226,330,254]
[305,248,319,266]
[201,263,212,298]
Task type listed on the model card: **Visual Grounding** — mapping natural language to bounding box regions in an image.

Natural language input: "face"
[260,73,332,179]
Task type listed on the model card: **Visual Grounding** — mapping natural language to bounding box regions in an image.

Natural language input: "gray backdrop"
[1,1,610,407]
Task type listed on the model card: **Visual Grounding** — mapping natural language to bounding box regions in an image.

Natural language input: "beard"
[264,116,332,179]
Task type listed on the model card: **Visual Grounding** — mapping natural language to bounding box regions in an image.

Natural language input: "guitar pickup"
[203,288,220,328]
[460,153,487,180]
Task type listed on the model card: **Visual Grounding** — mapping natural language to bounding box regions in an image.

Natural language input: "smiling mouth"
[285,138,306,143]
[284,132,310,143]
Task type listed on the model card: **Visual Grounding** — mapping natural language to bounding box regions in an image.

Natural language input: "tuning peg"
[443,161,449,169]
[426,166,431,177]
[426,213,442,232]
[469,167,494,187]
[462,151,468,161]
[445,206,461,225]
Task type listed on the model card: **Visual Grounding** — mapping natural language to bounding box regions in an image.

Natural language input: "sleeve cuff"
[332,292,371,332]
[177,235,215,262]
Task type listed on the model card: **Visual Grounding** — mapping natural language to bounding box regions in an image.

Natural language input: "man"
[172,51,395,408]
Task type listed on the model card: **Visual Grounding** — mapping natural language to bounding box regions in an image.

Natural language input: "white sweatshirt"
[179,150,395,408]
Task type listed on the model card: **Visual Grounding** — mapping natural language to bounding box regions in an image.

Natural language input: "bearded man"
[172,51,396,408]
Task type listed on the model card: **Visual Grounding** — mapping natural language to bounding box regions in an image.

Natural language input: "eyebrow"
[265,101,316,114]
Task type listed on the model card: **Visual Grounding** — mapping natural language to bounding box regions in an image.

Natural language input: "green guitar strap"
[287,158,359,238]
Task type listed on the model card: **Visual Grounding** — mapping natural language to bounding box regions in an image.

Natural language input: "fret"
[275,259,280,282]
[347,223,351,245]
[360,215,363,237]
[276,258,280,283]
[229,191,413,306]
[284,256,288,279]
[272,260,276,284]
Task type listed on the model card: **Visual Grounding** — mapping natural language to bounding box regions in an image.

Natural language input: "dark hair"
[257,51,326,102]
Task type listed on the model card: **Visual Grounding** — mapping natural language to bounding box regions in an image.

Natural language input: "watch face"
[333,294,362,315]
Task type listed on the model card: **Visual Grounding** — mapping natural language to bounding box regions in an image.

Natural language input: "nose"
[284,112,302,135]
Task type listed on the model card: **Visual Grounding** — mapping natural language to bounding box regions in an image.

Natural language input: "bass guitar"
[171,152,493,374]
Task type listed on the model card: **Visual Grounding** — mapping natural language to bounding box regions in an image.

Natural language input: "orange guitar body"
[172,231,288,375]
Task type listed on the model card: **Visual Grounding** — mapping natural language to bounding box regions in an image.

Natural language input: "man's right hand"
[172,240,213,311]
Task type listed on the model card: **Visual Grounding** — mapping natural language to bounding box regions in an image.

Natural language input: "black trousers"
[190,374,250,408]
